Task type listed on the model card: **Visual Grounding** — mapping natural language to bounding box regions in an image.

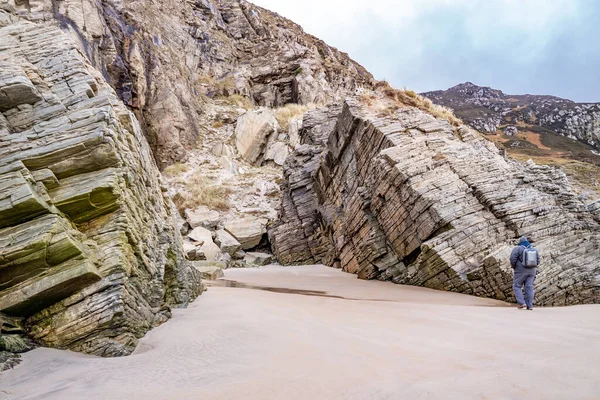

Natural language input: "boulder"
[191,261,225,280]
[504,126,518,136]
[187,226,213,244]
[200,241,222,262]
[224,217,267,250]
[214,229,242,255]
[183,241,206,261]
[185,207,221,229]
[0,63,43,111]
[234,109,278,164]
[245,252,273,266]
[264,141,290,166]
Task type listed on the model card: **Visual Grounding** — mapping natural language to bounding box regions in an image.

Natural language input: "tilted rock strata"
[0,16,202,356]
[270,100,600,306]
[12,0,373,167]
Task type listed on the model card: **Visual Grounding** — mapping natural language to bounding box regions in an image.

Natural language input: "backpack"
[521,247,539,268]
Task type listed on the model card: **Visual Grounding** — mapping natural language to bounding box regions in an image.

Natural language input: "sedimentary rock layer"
[270,100,600,306]
[0,15,202,356]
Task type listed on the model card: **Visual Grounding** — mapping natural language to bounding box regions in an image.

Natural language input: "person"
[509,236,540,310]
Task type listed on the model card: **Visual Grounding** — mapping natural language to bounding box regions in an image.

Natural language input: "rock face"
[423,82,600,150]
[0,16,202,356]
[270,100,600,306]
[11,0,373,168]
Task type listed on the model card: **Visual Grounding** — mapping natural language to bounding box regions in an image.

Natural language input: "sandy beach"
[1,265,599,400]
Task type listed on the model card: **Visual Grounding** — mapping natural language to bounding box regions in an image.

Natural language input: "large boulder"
[234,109,278,165]
[224,217,267,250]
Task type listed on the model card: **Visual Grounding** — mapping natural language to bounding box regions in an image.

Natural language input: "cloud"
[251,0,599,102]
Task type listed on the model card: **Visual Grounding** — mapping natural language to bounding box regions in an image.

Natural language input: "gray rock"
[224,217,267,250]
[235,108,278,165]
[214,229,242,255]
[187,226,213,244]
[185,207,221,229]
[245,252,273,266]
[504,126,518,136]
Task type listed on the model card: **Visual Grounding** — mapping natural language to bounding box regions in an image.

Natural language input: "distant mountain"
[423,82,600,152]
[423,82,600,197]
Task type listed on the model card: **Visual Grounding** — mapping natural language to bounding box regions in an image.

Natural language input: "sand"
[1,265,599,400]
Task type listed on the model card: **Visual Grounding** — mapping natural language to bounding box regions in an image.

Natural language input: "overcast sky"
[252,0,600,103]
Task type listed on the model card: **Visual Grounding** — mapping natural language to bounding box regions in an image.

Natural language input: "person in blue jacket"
[509,236,540,310]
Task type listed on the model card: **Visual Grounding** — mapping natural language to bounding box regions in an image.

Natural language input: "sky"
[251,0,600,103]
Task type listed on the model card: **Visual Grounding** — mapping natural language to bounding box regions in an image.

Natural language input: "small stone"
[245,252,273,266]
[191,261,225,280]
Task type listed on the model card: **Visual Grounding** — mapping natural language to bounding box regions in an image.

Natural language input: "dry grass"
[274,103,313,131]
[164,163,190,177]
[218,94,254,110]
[374,81,462,127]
[194,74,237,95]
[172,172,232,213]
[359,92,376,106]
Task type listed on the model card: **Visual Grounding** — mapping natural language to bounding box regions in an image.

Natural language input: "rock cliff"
[270,99,600,306]
[0,13,202,357]
[11,0,373,168]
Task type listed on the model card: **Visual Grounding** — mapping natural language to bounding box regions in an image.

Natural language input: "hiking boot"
[517,304,527,309]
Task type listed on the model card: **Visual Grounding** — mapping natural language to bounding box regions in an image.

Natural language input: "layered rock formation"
[11,0,373,168]
[423,82,600,150]
[270,100,600,306]
[0,14,201,356]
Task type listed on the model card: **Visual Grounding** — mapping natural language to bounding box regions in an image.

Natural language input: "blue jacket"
[510,240,540,269]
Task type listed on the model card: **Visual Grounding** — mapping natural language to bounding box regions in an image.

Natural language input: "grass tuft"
[377,84,463,126]
[172,172,232,213]
[274,103,313,131]
[164,163,190,176]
